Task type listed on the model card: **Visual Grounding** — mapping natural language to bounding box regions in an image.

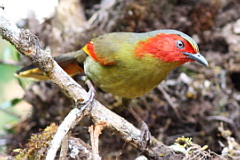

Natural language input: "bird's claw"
[139,122,153,149]
[76,79,96,110]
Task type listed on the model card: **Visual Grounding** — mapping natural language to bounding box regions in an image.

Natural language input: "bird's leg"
[122,98,152,148]
[77,77,96,110]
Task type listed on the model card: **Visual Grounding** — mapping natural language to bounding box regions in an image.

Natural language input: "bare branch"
[59,131,70,160]
[46,108,85,160]
[0,6,185,160]
[89,124,105,160]
[158,85,182,120]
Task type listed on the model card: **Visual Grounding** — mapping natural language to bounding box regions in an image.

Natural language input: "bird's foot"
[139,121,152,149]
[77,79,96,110]
[121,98,153,149]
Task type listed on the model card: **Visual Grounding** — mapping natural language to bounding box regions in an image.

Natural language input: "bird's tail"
[16,50,87,80]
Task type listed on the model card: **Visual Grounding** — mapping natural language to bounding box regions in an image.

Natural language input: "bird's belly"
[84,58,168,99]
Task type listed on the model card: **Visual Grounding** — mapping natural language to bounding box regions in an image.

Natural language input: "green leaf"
[0,98,22,109]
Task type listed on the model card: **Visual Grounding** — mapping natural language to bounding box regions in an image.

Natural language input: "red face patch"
[134,33,198,64]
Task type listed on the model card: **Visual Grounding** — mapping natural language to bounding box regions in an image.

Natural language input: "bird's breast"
[84,54,178,99]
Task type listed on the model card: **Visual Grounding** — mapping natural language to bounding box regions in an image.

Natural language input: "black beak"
[182,52,208,67]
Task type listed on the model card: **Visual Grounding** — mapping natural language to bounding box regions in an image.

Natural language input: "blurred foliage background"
[0,39,33,153]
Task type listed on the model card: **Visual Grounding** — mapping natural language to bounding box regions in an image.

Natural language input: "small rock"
[233,19,240,34]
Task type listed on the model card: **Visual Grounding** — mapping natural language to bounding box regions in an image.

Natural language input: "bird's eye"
[176,40,185,49]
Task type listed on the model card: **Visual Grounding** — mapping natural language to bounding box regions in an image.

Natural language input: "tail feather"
[16,50,87,80]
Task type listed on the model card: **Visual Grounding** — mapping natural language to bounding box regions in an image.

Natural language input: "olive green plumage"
[84,32,180,98]
[16,30,208,99]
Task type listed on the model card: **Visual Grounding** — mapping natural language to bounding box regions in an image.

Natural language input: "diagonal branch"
[0,6,184,160]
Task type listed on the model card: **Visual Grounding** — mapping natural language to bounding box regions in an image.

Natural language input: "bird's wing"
[82,32,143,66]
[82,41,117,65]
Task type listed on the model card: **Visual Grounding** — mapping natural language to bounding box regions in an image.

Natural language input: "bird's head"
[135,30,208,67]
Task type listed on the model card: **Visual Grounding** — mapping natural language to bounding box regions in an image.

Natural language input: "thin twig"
[158,85,182,120]
[89,123,105,160]
[59,131,70,160]
[206,115,234,125]
[46,108,85,160]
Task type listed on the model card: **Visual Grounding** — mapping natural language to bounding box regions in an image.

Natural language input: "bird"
[16,29,208,146]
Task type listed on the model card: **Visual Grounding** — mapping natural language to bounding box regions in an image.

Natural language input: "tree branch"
[0,5,184,160]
